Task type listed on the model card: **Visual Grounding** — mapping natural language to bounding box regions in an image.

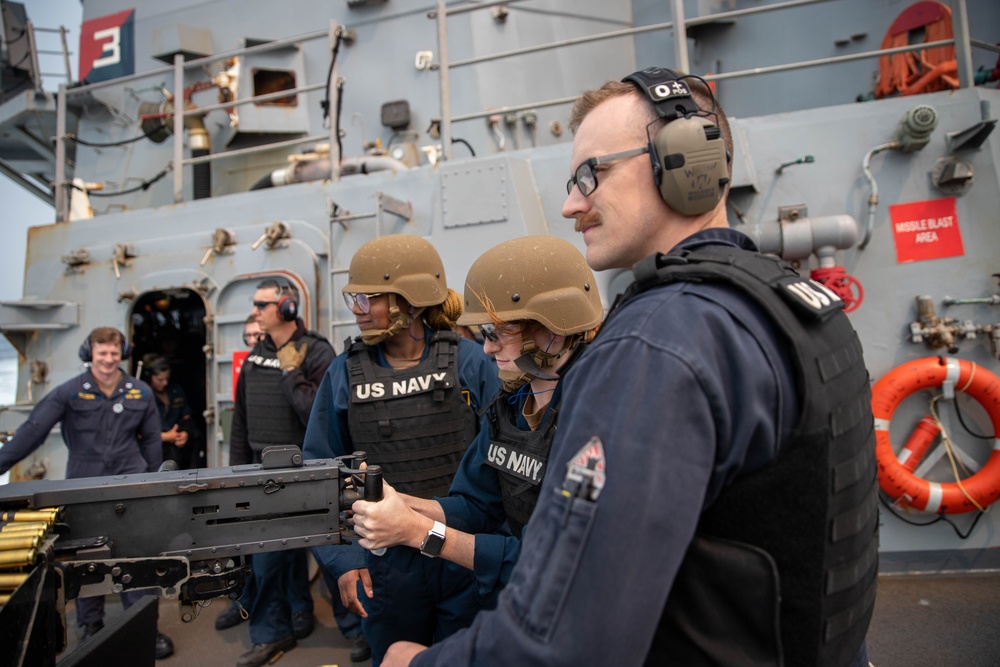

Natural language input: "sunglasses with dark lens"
[242,332,265,346]
[479,322,523,342]
[566,146,650,197]
[343,292,385,314]
[252,300,278,310]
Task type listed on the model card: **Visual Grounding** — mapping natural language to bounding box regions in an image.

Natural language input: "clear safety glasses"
[343,292,385,314]
[566,146,650,197]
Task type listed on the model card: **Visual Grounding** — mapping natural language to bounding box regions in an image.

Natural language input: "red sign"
[889,197,964,263]
[79,10,135,83]
[232,350,249,401]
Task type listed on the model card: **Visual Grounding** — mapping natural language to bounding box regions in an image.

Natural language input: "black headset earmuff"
[622,67,730,216]
[78,330,132,363]
[277,282,298,322]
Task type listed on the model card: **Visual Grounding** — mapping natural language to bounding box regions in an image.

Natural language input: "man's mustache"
[574,212,601,233]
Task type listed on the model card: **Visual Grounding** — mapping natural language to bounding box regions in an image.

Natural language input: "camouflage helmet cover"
[457,236,602,335]
[343,235,448,307]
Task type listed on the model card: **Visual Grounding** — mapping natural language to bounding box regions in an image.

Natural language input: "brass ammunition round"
[0,573,29,590]
[0,523,49,534]
[1,509,59,522]
[0,593,10,607]
[0,548,36,567]
[0,535,41,551]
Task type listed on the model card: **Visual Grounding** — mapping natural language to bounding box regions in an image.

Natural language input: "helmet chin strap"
[501,334,580,392]
[360,295,425,345]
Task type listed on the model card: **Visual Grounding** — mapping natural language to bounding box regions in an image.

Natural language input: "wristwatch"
[419,521,446,558]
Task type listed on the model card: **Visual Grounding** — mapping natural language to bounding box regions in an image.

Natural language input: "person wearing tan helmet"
[303,234,501,666]
[350,235,602,600]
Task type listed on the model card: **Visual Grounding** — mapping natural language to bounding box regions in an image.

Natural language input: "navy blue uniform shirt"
[411,229,799,666]
[0,369,162,479]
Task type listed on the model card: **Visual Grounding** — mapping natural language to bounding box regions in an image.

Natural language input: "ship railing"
[54,25,344,222]
[6,19,74,93]
[429,0,982,161]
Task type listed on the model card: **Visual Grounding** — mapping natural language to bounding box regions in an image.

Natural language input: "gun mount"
[0,448,381,666]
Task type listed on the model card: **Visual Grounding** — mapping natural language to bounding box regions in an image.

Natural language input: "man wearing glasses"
[383,68,876,667]
[303,235,501,666]
[229,278,336,667]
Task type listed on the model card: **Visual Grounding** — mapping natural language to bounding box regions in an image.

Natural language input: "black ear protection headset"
[621,67,731,216]
[79,329,132,363]
[276,280,299,322]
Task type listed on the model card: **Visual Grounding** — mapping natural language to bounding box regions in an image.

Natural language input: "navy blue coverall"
[0,368,162,626]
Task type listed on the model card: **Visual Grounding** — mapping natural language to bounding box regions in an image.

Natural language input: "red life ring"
[872,356,1000,514]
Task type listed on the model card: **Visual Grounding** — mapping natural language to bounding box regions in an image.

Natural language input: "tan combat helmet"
[344,234,448,306]
[458,235,602,335]
[344,235,452,345]
[458,236,603,391]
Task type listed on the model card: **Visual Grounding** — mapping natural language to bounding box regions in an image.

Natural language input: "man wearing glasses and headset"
[303,234,501,666]
[229,278,336,667]
[382,68,876,667]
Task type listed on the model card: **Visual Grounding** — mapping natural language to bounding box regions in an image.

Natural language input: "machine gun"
[0,447,381,667]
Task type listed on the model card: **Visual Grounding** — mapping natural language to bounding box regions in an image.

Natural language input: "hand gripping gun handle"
[335,451,386,555]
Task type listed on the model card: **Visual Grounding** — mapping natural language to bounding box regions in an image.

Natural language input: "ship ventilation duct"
[249,155,409,191]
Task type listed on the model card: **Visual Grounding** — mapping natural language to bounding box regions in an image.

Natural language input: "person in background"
[302,235,501,666]
[351,236,602,603]
[383,67,877,667]
[0,326,174,660]
[141,353,199,469]
[242,314,265,348]
[218,312,369,661]
[229,280,335,667]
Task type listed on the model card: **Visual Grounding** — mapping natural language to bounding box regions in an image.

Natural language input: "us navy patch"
[353,372,454,402]
[777,276,844,320]
[485,442,546,485]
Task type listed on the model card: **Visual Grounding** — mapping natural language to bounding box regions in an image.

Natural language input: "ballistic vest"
[484,394,559,538]
[243,333,323,451]
[346,331,477,499]
[624,246,878,667]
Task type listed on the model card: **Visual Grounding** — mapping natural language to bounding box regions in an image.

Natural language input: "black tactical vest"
[243,343,308,452]
[624,246,878,667]
[483,394,559,538]
[346,331,478,499]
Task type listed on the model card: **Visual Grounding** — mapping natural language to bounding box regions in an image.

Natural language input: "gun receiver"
[0,448,382,635]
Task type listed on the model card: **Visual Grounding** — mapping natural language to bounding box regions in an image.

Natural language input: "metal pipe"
[706,40,954,83]
[183,134,329,166]
[447,0,832,70]
[953,0,974,89]
[59,25,72,84]
[859,142,899,250]
[173,54,184,204]
[55,84,68,221]
[436,0,530,17]
[437,0,453,161]
[671,0,690,75]
[24,21,42,91]
[183,82,326,118]
[451,96,577,124]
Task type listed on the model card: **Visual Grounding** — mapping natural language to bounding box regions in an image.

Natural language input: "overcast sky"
[1,0,83,302]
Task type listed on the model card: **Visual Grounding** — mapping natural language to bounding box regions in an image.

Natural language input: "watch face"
[420,524,445,557]
[420,533,443,557]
